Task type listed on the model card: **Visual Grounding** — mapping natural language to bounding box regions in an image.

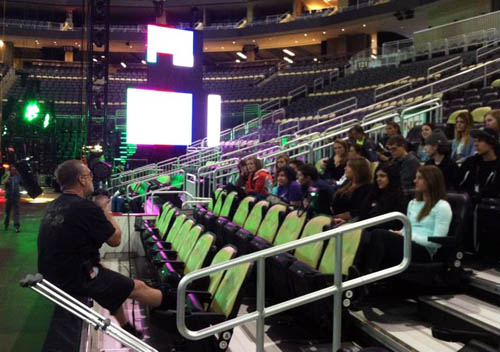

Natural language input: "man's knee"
[130,280,148,298]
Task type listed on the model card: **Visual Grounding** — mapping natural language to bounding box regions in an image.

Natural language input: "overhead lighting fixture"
[283,49,295,56]
[53,41,57,44]
[101,55,105,58]
[232,41,236,44]
[294,40,298,44]
[221,46,225,49]
[93,58,98,62]
[236,52,247,59]
[362,24,366,27]
[235,59,241,63]
[252,39,256,43]
[322,31,326,35]
[283,57,293,64]
[341,28,345,32]
[313,58,318,62]
[304,33,308,37]
[141,60,147,64]
[121,62,127,68]
[0,40,4,48]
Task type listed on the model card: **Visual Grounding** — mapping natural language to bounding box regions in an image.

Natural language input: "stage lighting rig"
[86,0,110,148]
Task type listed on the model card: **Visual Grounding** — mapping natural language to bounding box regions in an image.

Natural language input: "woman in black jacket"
[359,162,408,230]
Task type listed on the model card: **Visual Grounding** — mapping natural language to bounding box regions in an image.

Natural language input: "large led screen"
[126,88,193,146]
[147,25,194,67]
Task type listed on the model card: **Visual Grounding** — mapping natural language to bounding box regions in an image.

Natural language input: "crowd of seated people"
[217,110,500,271]
[227,110,500,215]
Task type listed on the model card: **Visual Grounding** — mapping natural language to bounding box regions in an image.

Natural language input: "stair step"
[349,301,463,352]
[469,267,500,298]
[419,294,500,338]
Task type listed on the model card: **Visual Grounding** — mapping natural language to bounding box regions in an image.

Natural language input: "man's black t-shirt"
[37,193,115,289]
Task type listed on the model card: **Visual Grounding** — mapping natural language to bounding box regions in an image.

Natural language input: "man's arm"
[103,211,122,247]
[94,195,122,247]
[1,171,10,185]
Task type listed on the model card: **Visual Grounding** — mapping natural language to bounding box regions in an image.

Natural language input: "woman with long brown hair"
[245,156,272,196]
[451,111,475,163]
[359,165,452,274]
[331,157,373,222]
[320,138,349,182]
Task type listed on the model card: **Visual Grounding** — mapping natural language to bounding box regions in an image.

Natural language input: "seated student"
[386,135,421,190]
[349,124,378,161]
[245,156,272,197]
[289,159,305,174]
[233,159,248,188]
[348,144,368,161]
[458,128,500,198]
[484,110,500,134]
[297,163,335,215]
[416,123,434,162]
[319,138,348,183]
[377,121,402,162]
[424,129,459,190]
[273,153,290,186]
[359,165,452,274]
[272,166,302,207]
[331,158,373,222]
[451,112,475,163]
[358,162,408,230]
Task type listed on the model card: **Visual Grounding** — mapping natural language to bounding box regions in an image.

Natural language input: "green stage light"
[43,113,51,128]
[24,102,41,122]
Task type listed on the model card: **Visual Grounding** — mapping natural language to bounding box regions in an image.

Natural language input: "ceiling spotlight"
[0,40,4,48]
[235,59,241,63]
[362,24,366,27]
[54,41,57,44]
[236,52,247,59]
[120,62,127,68]
[141,60,147,64]
[93,58,98,62]
[252,39,256,43]
[313,58,318,62]
[341,28,345,32]
[294,40,298,44]
[304,33,308,37]
[283,49,295,56]
[283,57,294,64]
[221,46,225,49]
[232,41,236,44]
[322,31,326,35]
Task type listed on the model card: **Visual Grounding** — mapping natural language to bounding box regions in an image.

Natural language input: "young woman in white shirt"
[359,165,452,273]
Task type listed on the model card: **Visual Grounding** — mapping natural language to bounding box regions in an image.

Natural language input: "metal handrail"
[125,169,186,200]
[176,212,412,352]
[317,96,357,118]
[427,56,462,77]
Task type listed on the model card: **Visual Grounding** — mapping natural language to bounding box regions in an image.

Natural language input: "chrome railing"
[176,212,412,352]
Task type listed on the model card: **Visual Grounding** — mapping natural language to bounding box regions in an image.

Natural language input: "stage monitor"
[126,87,193,146]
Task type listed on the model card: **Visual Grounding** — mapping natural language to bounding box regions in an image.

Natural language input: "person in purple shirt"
[274,166,303,207]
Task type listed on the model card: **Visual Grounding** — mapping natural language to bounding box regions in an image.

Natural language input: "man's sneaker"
[15,227,20,233]
[122,322,144,340]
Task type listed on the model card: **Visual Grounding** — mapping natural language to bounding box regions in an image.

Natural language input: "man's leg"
[129,280,162,307]
[4,198,11,229]
[113,305,129,326]
[13,198,20,231]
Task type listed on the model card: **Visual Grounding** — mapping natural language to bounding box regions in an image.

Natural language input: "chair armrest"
[155,260,185,271]
[428,236,456,247]
[186,290,212,304]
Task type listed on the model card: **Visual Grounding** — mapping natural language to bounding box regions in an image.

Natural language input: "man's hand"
[389,230,403,236]
[94,195,111,212]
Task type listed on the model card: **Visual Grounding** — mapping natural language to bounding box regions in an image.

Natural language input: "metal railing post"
[256,257,266,352]
[332,233,343,351]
